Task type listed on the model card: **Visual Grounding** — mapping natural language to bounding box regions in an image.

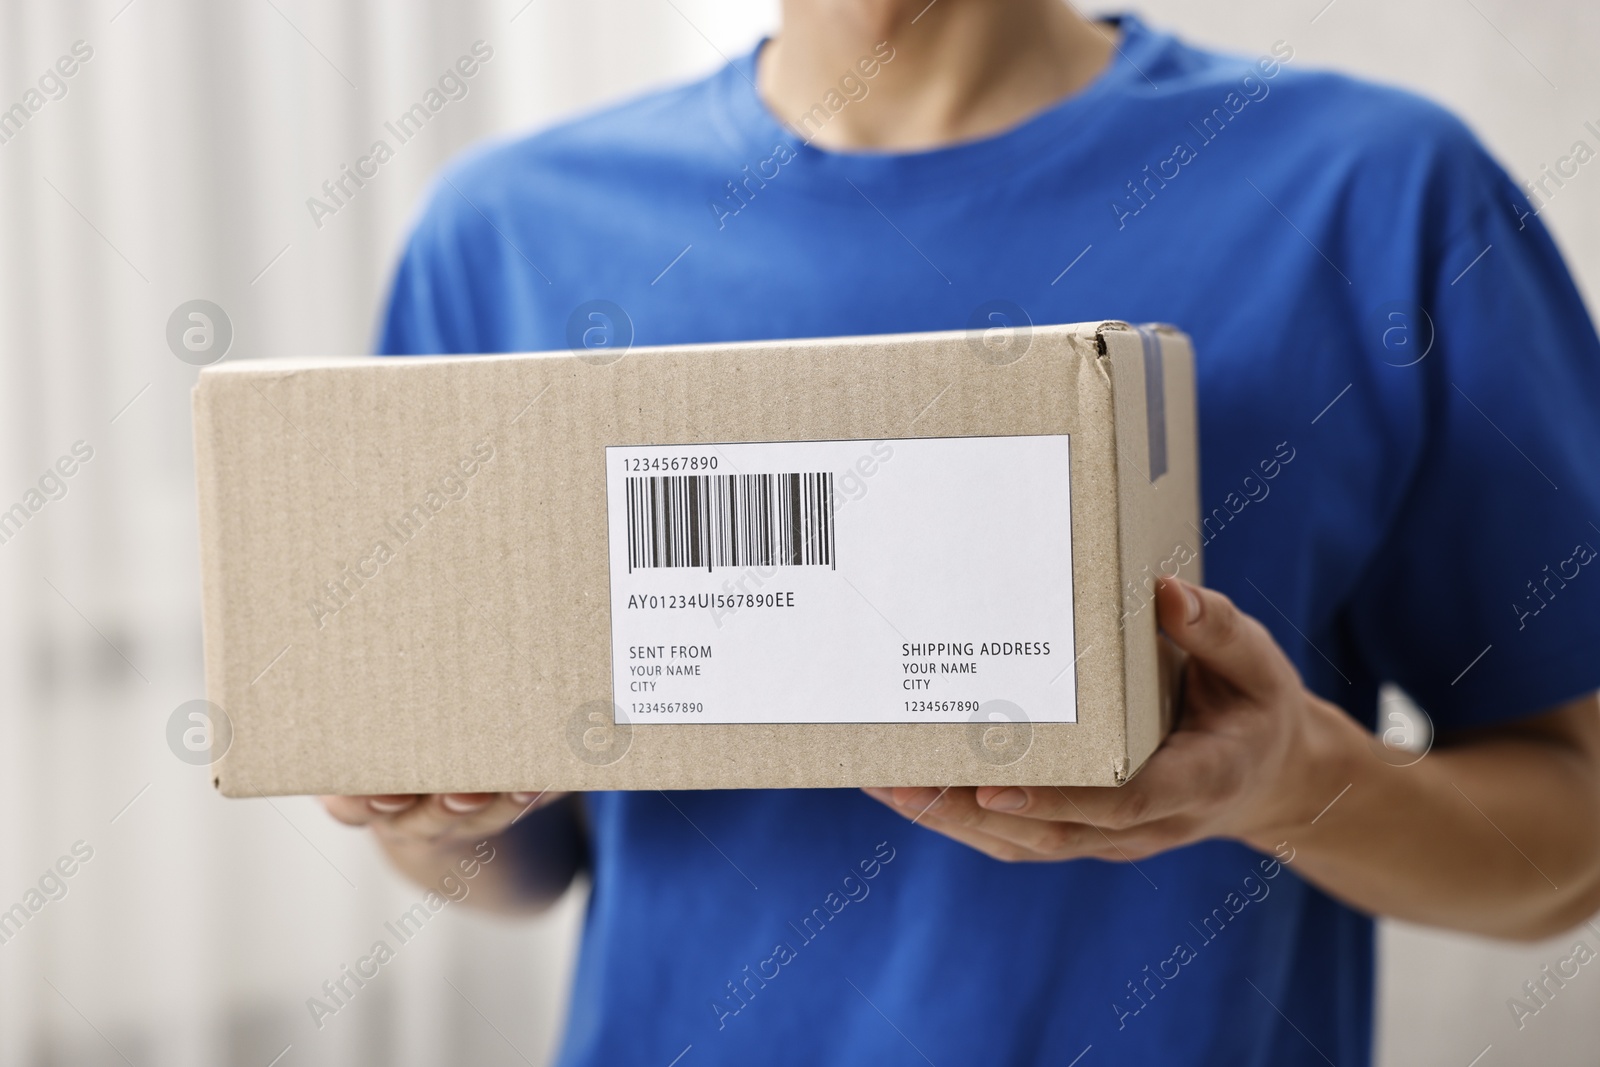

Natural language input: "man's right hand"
[320,792,563,846]
[321,792,582,914]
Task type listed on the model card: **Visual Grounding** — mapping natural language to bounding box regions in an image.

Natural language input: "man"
[323,2,1600,1063]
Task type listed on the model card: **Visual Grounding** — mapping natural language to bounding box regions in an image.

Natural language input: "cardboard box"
[192,321,1200,796]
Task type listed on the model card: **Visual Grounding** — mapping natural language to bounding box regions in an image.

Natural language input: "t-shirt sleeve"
[1346,155,1600,728]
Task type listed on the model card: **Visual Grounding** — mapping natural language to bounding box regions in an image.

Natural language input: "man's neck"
[758,0,1119,152]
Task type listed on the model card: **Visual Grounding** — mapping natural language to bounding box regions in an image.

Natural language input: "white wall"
[0,2,1594,1064]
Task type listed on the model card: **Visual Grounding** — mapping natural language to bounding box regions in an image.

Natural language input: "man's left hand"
[864,577,1336,862]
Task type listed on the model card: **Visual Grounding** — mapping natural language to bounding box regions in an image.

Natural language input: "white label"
[604,436,1077,724]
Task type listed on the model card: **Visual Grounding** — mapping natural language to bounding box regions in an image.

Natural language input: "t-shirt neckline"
[710,13,1167,196]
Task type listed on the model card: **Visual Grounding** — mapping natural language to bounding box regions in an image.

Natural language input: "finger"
[872,787,1114,859]
[862,786,946,822]
[916,791,1196,863]
[914,813,1056,862]
[440,792,497,814]
[379,793,506,841]
[974,731,1235,830]
[449,792,561,835]
[321,795,374,826]
[506,789,568,824]
[931,788,1109,855]
[863,789,1177,863]
[864,788,1053,861]
[1155,578,1293,697]
[321,794,415,826]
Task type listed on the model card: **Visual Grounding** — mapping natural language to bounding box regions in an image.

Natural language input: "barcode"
[625,473,836,571]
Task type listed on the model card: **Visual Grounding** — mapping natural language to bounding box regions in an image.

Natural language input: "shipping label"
[604,436,1078,725]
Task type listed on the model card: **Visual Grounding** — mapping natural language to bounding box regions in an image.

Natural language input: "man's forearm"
[1245,693,1600,940]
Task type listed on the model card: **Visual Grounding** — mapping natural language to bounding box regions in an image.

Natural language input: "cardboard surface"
[192,322,1201,796]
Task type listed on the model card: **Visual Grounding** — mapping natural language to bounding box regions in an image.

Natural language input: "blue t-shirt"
[380,16,1600,1066]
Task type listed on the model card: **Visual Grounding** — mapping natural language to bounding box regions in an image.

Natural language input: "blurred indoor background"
[0,1,1597,1064]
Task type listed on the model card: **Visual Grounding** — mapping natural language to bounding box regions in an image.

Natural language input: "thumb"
[1155,577,1293,697]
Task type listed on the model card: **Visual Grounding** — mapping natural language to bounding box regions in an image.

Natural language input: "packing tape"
[1137,325,1168,482]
